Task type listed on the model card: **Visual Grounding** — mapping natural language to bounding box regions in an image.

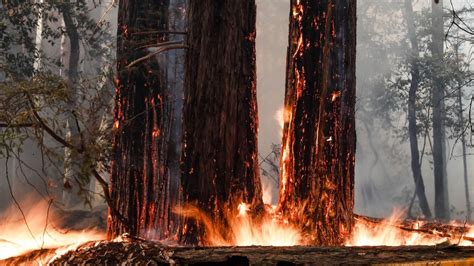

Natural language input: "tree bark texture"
[180,0,263,245]
[108,0,179,240]
[278,0,356,245]
[431,0,450,220]
[162,0,187,238]
[404,0,432,219]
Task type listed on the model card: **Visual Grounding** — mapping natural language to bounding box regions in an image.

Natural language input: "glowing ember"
[0,199,104,261]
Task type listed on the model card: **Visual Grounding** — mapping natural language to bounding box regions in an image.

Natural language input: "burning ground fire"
[348,211,474,246]
[176,202,474,247]
[1,200,474,262]
[0,199,104,262]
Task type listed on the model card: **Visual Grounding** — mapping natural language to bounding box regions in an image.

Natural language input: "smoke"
[1,0,473,223]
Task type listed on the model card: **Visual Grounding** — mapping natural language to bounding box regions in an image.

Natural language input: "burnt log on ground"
[355,215,474,243]
[3,237,474,265]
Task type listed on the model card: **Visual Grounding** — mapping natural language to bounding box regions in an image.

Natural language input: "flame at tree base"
[1,201,474,262]
[174,203,303,246]
[176,204,474,247]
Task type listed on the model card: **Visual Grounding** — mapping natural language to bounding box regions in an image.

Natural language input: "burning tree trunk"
[431,0,450,220]
[278,0,356,245]
[108,0,178,240]
[180,0,263,245]
[404,0,432,219]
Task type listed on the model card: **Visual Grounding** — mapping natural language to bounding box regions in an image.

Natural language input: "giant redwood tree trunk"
[278,0,356,245]
[108,0,178,240]
[180,0,264,245]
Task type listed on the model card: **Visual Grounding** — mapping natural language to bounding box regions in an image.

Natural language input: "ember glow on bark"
[0,200,104,261]
[278,0,356,245]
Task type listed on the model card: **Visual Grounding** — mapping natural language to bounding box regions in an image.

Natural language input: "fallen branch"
[355,214,474,243]
[126,43,187,69]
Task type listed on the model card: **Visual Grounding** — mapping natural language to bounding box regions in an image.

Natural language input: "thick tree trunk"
[278,0,356,245]
[180,0,263,245]
[431,0,450,220]
[404,0,432,219]
[163,0,187,236]
[108,0,178,240]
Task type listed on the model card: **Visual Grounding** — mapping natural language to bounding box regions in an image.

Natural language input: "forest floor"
[2,235,474,265]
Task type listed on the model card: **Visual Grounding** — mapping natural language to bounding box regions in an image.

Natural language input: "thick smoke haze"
[1,0,473,221]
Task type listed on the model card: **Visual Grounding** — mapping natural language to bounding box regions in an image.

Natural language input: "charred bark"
[108,0,179,240]
[431,0,450,220]
[404,0,432,219]
[278,0,356,245]
[180,0,263,245]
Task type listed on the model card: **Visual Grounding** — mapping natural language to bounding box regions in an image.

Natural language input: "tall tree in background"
[453,43,471,222]
[60,0,84,208]
[108,0,179,239]
[404,0,432,219]
[431,0,450,220]
[180,0,263,245]
[278,0,356,245]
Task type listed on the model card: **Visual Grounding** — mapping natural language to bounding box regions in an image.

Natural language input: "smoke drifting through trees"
[0,0,474,250]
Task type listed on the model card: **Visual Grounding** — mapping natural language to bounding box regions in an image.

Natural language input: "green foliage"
[0,0,117,208]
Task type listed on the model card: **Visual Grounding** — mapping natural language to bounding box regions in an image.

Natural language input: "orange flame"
[347,210,474,246]
[175,203,302,247]
[0,199,104,261]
